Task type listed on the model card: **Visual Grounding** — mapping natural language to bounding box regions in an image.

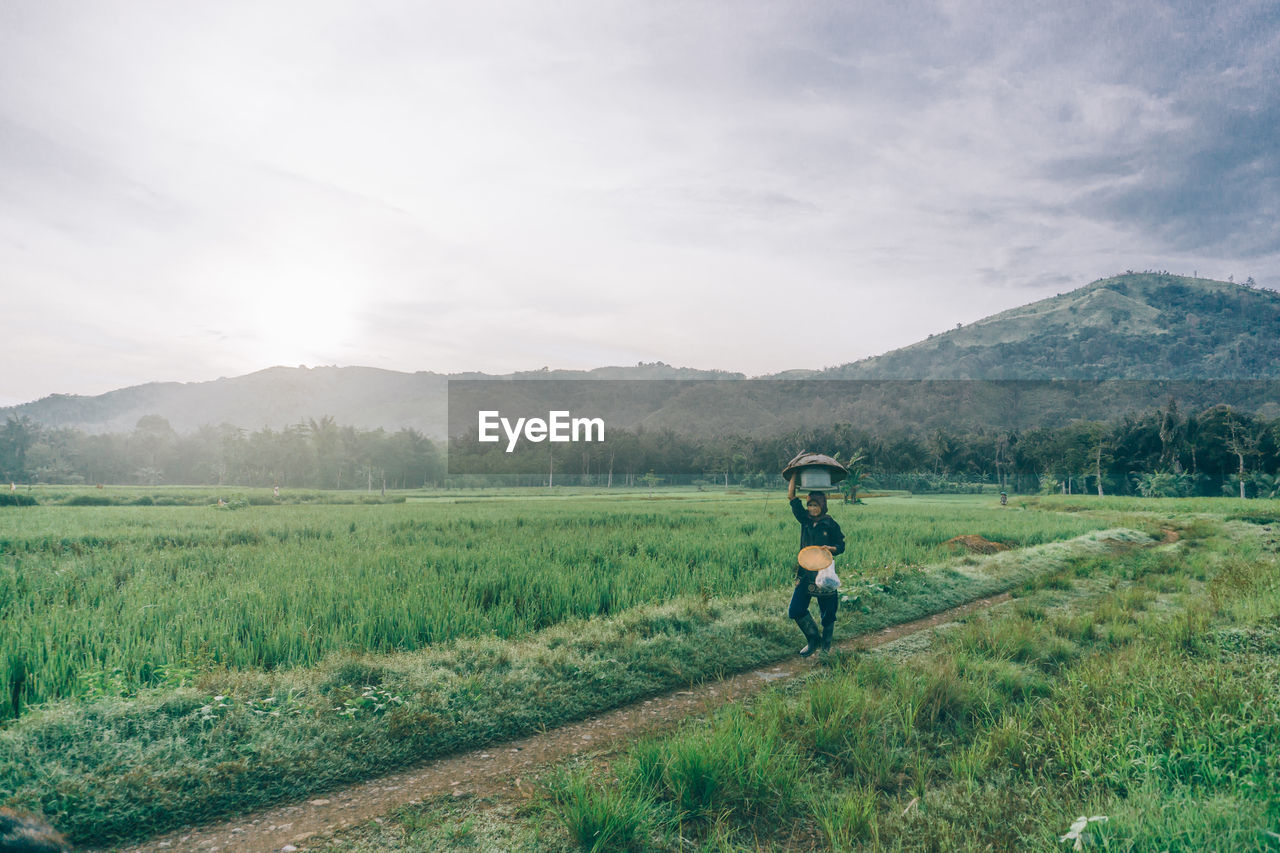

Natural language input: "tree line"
[448,398,1280,497]
[3,399,1279,497]
[0,415,443,490]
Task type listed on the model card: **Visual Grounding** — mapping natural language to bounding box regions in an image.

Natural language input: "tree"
[1223,408,1260,499]
[278,424,317,487]
[27,429,79,484]
[1134,470,1193,498]
[926,429,958,475]
[308,416,343,489]
[130,415,177,482]
[1157,398,1185,473]
[994,432,1011,491]
[1253,472,1280,499]
[0,416,38,482]
[836,451,867,504]
[1082,422,1113,497]
[216,423,247,485]
[639,470,662,496]
[1036,423,1095,495]
[383,428,442,488]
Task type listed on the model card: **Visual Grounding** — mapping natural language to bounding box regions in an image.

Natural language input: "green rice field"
[0,489,1108,718]
[0,488,1205,846]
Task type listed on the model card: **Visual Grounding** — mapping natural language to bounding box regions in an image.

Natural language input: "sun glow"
[241,266,363,367]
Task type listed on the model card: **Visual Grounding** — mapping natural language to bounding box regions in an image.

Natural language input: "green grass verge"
[0,524,1143,846]
[526,517,1280,851]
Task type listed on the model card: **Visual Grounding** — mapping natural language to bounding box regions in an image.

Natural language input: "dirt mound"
[944,535,1010,554]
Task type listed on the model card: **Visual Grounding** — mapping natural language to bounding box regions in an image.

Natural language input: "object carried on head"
[782,451,849,492]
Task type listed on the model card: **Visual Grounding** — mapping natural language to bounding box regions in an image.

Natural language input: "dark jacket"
[790,498,845,558]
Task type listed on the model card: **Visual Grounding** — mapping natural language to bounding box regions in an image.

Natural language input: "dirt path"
[110,594,1010,853]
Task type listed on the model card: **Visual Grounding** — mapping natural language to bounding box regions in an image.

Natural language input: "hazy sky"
[2,0,1278,406]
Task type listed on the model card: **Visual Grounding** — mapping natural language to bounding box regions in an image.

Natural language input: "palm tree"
[837,451,867,504]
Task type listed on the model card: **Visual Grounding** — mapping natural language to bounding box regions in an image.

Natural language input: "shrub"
[63,495,113,506]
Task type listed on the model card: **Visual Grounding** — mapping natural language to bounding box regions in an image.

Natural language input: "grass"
[627,704,808,821]
[0,491,1109,716]
[516,504,1280,852]
[11,484,412,506]
[0,493,1124,846]
[545,767,656,852]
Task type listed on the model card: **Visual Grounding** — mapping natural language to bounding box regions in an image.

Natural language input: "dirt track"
[110,593,1010,853]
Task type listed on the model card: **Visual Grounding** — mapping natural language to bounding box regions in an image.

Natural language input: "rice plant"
[0,492,1106,718]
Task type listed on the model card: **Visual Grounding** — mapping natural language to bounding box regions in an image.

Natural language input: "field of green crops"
[0,489,1109,720]
[5,488,1173,846]
[4,488,1277,849]
[282,497,1278,853]
[519,501,1280,853]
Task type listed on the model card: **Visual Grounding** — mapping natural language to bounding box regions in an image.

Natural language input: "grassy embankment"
[0,491,1122,846]
[349,500,1278,852]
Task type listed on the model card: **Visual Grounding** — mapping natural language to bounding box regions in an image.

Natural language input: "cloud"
[1,0,1278,403]
[1077,99,1280,256]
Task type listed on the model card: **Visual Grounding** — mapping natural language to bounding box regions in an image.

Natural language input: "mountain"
[5,366,451,436]
[5,273,1279,437]
[1,363,743,436]
[824,273,1280,380]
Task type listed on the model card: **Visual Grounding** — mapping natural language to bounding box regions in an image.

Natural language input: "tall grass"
[0,496,1129,846]
[0,494,1106,718]
[534,514,1280,852]
[544,766,656,853]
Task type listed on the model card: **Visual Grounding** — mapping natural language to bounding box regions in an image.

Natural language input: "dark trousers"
[788,570,838,625]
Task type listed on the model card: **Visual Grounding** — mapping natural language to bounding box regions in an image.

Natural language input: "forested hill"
[5,273,1278,435]
[824,273,1280,380]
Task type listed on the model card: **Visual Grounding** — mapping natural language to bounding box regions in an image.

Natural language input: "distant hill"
[5,274,1279,437]
[824,273,1280,379]
[1,363,743,436]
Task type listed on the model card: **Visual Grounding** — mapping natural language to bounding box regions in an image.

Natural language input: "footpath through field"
[91,515,1168,853]
[110,593,1015,853]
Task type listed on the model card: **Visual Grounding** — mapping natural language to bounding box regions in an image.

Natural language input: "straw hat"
[797,545,834,571]
[781,452,849,489]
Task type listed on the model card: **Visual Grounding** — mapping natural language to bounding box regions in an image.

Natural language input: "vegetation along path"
[3,493,1123,848]
[535,516,1277,851]
[105,510,1169,853]
[111,594,1017,853]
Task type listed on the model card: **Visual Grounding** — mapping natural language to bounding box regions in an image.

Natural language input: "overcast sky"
[2,0,1278,406]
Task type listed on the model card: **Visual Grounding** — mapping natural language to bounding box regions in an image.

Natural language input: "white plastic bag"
[815,563,841,592]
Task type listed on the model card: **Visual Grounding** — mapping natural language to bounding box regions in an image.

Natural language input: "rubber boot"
[821,622,834,653]
[795,614,821,657]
